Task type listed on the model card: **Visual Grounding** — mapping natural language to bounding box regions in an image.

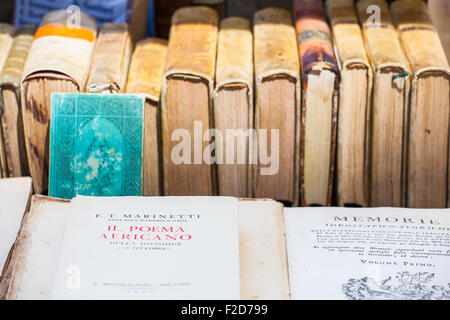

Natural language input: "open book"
[5,196,450,300]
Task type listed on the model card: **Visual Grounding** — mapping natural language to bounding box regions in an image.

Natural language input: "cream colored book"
[391,0,450,209]
[357,0,411,207]
[0,177,32,299]
[214,17,253,198]
[327,0,372,207]
[6,196,289,300]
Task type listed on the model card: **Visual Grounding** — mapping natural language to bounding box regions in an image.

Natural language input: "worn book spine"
[161,6,218,196]
[253,8,301,205]
[214,17,253,198]
[129,0,151,42]
[293,0,339,207]
[0,24,15,178]
[154,0,193,38]
[126,37,168,197]
[87,23,133,94]
[357,0,411,207]
[391,0,450,208]
[428,0,450,63]
[21,10,97,194]
[326,0,373,207]
[0,25,36,178]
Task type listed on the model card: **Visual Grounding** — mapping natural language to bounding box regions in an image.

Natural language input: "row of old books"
[0,177,449,300]
[0,0,449,208]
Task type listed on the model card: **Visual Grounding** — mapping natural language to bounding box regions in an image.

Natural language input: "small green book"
[49,93,145,199]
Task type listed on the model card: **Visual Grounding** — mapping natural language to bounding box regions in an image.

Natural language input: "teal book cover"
[49,93,145,199]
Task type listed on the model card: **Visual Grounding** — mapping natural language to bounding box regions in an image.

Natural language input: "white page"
[285,207,450,300]
[51,196,240,300]
[0,177,32,272]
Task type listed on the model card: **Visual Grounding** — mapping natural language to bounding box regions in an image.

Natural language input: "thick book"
[48,93,145,200]
[154,0,193,39]
[6,196,289,300]
[0,177,32,299]
[293,0,339,207]
[161,6,219,196]
[86,23,132,94]
[214,17,253,198]
[428,0,450,63]
[357,0,411,207]
[0,25,36,178]
[391,0,450,209]
[253,8,301,206]
[126,38,168,197]
[21,10,97,194]
[326,0,372,207]
[0,24,15,178]
[285,206,450,300]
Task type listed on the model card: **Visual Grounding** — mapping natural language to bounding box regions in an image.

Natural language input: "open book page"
[51,196,240,300]
[285,207,450,300]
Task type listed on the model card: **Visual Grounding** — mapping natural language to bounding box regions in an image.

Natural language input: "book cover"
[49,93,145,199]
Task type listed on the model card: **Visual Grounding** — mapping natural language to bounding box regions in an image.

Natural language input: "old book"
[86,23,133,94]
[326,0,372,207]
[0,25,36,178]
[293,0,339,207]
[126,38,168,197]
[428,0,450,63]
[391,0,450,209]
[357,0,411,207]
[0,24,15,178]
[48,93,145,200]
[214,17,253,198]
[193,0,226,18]
[285,206,450,300]
[161,6,218,196]
[21,10,97,194]
[253,8,301,205]
[0,177,32,299]
[7,196,289,300]
[154,0,193,38]
[227,0,293,20]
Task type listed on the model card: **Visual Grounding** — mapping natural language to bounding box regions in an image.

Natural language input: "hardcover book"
[161,6,219,196]
[48,93,145,200]
[6,196,289,300]
[0,177,32,299]
[293,0,339,207]
[0,25,36,178]
[357,0,411,207]
[126,38,168,197]
[326,0,372,207]
[391,0,450,209]
[214,17,253,198]
[21,10,97,194]
[428,0,450,63]
[253,8,301,206]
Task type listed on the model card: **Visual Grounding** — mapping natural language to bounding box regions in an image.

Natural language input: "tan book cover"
[253,8,301,206]
[391,0,450,208]
[21,10,97,194]
[428,0,450,63]
[87,23,132,94]
[126,38,168,197]
[214,17,253,198]
[161,6,219,196]
[294,0,339,207]
[357,0,411,207]
[0,177,32,299]
[326,0,373,207]
[0,25,36,178]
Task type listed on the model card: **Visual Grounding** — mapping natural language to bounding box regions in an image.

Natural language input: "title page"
[285,207,450,300]
[51,196,240,300]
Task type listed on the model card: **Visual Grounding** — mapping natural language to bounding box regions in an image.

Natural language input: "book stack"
[0,0,448,209]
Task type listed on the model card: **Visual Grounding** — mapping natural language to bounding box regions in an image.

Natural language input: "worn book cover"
[293,0,339,207]
[48,94,145,200]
